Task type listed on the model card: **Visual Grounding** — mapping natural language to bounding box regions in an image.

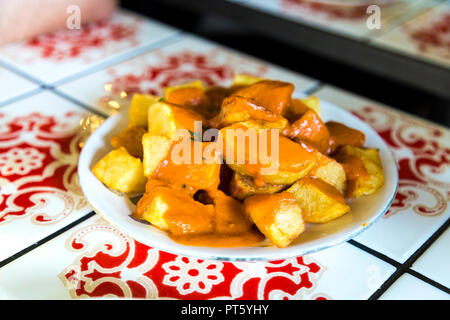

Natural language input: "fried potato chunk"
[231,80,294,115]
[220,123,316,185]
[151,141,221,195]
[287,110,333,154]
[142,133,172,176]
[110,125,147,159]
[283,96,320,122]
[213,190,253,234]
[164,80,205,98]
[287,177,350,223]
[164,81,217,119]
[230,173,286,200]
[232,74,264,87]
[305,146,347,194]
[243,192,305,248]
[326,121,365,150]
[334,145,384,198]
[147,101,206,140]
[129,94,160,128]
[92,147,147,193]
[135,185,215,235]
[209,95,282,128]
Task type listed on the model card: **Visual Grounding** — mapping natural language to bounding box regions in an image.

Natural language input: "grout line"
[0,59,45,86]
[0,87,44,108]
[402,218,450,270]
[49,31,185,88]
[347,240,401,268]
[367,218,450,299]
[0,211,96,269]
[406,269,450,295]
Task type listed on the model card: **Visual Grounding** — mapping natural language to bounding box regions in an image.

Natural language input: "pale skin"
[0,0,118,44]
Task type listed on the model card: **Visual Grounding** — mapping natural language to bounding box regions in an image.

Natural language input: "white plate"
[78,97,398,261]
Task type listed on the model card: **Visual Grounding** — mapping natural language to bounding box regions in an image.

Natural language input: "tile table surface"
[0,9,448,300]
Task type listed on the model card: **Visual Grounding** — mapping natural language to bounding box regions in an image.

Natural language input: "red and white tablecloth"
[0,9,448,300]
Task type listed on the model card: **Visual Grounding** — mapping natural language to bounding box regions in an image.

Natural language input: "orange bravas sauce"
[134,79,366,247]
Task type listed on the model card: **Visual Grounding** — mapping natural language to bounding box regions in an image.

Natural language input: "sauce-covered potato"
[92,75,384,249]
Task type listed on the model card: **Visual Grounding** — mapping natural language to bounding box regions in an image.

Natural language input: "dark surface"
[121,1,450,127]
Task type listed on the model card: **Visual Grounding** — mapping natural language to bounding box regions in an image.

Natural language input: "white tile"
[58,34,318,116]
[0,10,179,84]
[315,85,450,263]
[379,273,449,300]
[0,91,94,262]
[0,215,394,300]
[412,227,450,288]
[0,67,39,104]
[371,2,450,68]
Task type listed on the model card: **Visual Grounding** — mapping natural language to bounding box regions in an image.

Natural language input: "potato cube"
[135,186,215,235]
[230,173,286,200]
[232,74,264,87]
[287,177,350,223]
[307,150,347,195]
[92,147,147,193]
[231,80,294,115]
[283,96,321,122]
[220,123,316,185]
[164,80,205,98]
[334,145,384,198]
[243,192,305,248]
[326,121,365,149]
[129,94,160,128]
[110,125,147,159]
[147,101,206,140]
[142,133,172,176]
[213,190,253,234]
[287,110,332,154]
[152,141,221,195]
[300,96,320,116]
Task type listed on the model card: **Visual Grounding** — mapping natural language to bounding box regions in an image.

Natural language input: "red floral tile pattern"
[59,218,327,300]
[26,20,138,61]
[0,111,88,225]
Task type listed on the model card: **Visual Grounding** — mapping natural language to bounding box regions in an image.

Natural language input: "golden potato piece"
[334,145,384,198]
[220,123,316,185]
[209,95,281,128]
[232,74,264,87]
[129,94,160,128]
[244,192,305,248]
[92,147,147,193]
[287,177,350,223]
[284,96,321,122]
[239,118,289,132]
[147,101,206,140]
[300,96,320,116]
[152,141,221,195]
[142,133,172,176]
[230,173,286,200]
[307,149,347,195]
[231,80,294,115]
[135,186,215,235]
[164,80,205,98]
[213,190,253,234]
[110,125,146,159]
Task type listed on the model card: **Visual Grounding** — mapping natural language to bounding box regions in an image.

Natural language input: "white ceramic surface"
[78,97,399,261]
